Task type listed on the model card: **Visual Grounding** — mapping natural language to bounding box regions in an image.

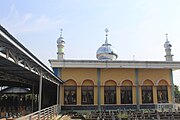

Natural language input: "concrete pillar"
[97,68,101,111]
[32,82,34,112]
[170,69,175,103]
[153,86,157,104]
[117,86,120,104]
[135,68,140,110]
[38,72,43,111]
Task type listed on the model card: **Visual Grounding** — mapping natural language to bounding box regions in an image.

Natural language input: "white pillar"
[57,84,61,113]
[165,48,173,61]
[38,72,43,111]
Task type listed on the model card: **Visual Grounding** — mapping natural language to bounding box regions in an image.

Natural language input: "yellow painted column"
[153,86,157,104]
[61,86,64,105]
[132,86,136,104]
[77,86,81,105]
[139,86,142,104]
[117,86,120,104]
[94,86,98,105]
[168,86,172,103]
[101,86,104,105]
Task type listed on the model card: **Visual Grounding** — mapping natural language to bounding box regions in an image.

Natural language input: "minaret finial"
[105,28,109,44]
[60,28,63,37]
[165,33,168,42]
[105,28,109,35]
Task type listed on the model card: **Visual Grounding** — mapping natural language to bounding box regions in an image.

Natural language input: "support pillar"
[135,68,140,111]
[38,72,43,111]
[153,86,157,104]
[57,84,59,104]
[53,68,61,112]
[97,68,101,111]
[57,84,60,113]
[32,81,34,112]
[170,69,175,103]
[117,86,120,105]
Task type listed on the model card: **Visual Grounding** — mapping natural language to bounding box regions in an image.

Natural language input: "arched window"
[81,80,94,104]
[157,80,168,103]
[142,79,154,104]
[104,80,116,104]
[64,79,77,105]
[121,80,133,104]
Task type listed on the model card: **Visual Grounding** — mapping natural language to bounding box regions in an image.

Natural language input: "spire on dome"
[105,28,109,44]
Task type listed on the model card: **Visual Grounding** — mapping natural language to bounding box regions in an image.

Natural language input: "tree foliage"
[174,85,180,103]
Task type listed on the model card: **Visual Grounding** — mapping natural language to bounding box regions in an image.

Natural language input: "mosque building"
[49,29,177,111]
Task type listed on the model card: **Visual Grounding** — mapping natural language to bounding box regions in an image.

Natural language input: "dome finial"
[105,28,109,44]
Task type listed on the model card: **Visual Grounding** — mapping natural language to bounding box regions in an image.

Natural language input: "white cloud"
[22,13,32,24]
[0,4,67,35]
[5,4,18,20]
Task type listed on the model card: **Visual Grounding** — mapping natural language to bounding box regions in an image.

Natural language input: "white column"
[38,72,43,111]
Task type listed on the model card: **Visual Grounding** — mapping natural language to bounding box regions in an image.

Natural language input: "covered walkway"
[0,25,63,118]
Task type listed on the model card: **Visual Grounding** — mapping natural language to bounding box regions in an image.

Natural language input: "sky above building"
[0,0,180,85]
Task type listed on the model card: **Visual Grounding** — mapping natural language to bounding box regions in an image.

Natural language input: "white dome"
[57,36,64,44]
[57,28,65,44]
[96,42,118,60]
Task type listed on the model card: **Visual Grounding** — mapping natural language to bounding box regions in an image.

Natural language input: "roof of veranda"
[0,25,63,88]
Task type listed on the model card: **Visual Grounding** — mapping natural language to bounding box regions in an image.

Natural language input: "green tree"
[174,85,180,103]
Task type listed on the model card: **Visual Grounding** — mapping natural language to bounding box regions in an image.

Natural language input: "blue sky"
[1,0,180,85]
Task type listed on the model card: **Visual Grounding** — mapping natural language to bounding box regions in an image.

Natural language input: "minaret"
[57,29,65,60]
[164,33,173,62]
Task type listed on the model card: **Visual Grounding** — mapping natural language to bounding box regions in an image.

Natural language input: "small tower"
[57,29,65,60]
[164,33,173,62]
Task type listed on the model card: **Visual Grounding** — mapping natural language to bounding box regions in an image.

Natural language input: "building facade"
[49,29,178,111]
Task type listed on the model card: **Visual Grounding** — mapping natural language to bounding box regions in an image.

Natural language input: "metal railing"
[156,103,174,112]
[174,103,180,111]
[16,104,59,120]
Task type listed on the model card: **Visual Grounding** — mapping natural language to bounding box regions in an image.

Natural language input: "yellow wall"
[101,68,135,85]
[138,69,170,85]
[60,68,172,105]
[61,68,98,85]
